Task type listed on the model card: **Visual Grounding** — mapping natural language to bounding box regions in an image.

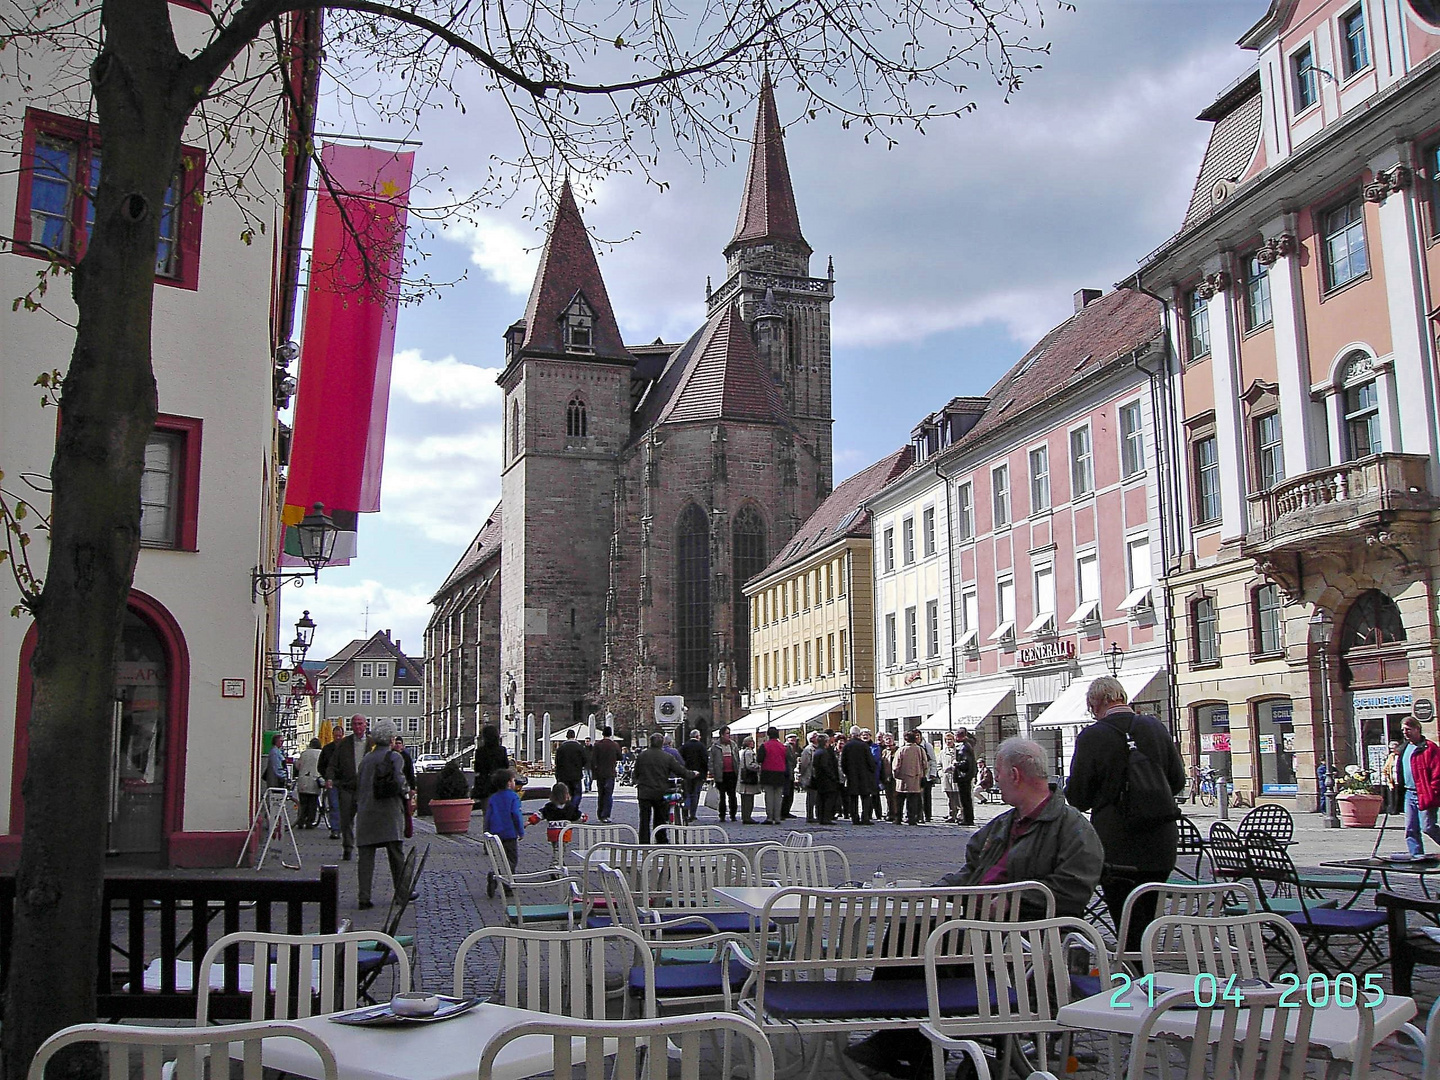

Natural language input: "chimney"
[395,639,401,653]
[1074,289,1102,313]
[384,628,392,641]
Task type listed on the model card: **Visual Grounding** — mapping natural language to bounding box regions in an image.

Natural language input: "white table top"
[712,886,802,918]
[254,1002,603,1080]
[1057,980,1416,1062]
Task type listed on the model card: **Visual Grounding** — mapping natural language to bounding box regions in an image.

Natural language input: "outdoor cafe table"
[242,1001,618,1080]
[1322,856,1440,897]
[712,886,804,920]
[1056,978,1415,1079]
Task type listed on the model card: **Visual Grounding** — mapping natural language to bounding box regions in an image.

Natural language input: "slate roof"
[752,446,914,582]
[322,632,424,687]
[640,304,790,429]
[435,503,502,599]
[1183,70,1263,229]
[518,181,631,363]
[727,74,808,254]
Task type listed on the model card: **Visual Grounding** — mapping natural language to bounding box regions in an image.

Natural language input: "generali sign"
[1017,640,1076,666]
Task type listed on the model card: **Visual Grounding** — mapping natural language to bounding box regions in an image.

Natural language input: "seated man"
[846,737,1104,1080]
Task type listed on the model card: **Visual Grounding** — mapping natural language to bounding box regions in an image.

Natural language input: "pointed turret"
[725,74,810,258]
[516,180,631,364]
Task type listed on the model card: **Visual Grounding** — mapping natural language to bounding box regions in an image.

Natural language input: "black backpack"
[373,752,403,800]
[1103,714,1178,825]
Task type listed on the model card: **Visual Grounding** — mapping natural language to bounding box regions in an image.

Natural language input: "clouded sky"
[285,0,1260,664]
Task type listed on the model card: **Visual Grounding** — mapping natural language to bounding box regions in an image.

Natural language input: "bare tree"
[0,0,1061,1073]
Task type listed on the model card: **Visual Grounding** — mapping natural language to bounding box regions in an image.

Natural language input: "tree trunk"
[3,9,188,1078]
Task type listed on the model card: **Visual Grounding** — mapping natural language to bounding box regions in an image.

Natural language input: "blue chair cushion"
[1259,897,1336,915]
[1286,908,1386,932]
[1069,974,1102,998]
[506,903,572,922]
[630,960,752,997]
[759,978,1006,1020]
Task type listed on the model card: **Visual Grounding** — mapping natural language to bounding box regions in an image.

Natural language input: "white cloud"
[289,579,435,665]
[443,216,540,295]
[390,349,503,410]
[379,426,502,545]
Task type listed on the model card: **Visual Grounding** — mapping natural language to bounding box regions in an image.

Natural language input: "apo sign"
[1016,640,1077,666]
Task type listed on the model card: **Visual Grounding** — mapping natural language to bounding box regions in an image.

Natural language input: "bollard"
[1218,778,1230,820]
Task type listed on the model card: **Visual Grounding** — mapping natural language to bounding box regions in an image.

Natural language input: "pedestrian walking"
[484,769,525,898]
[759,728,789,824]
[324,715,369,861]
[707,727,740,822]
[590,726,622,822]
[737,736,762,824]
[553,730,587,813]
[893,730,928,825]
[355,719,409,911]
[841,726,878,824]
[680,728,708,823]
[296,738,323,828]
[1066,676,1186,951]
[810,733,842,824]
[472,725,510,826]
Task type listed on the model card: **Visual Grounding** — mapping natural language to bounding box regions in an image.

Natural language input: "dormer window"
[561,292,596,353]
[504,320,526,362]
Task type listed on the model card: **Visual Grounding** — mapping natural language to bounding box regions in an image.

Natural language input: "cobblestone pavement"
[279,788,1433,1077]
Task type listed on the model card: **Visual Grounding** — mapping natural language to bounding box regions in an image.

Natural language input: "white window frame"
[376,662,389,679]
[959,588,980,652]
[1068,552,1101,626]
[1028,445,1050,514]
[409,689,421,705]
[902,516,916,566]
[376,689,388,705]
[1119,400,1145,480]
[922,506,936,558]
[992,464,1010,529]
[883,526,896,573]
[989,578,1016,642]
[926,599,940,657]
[1069,424,1095,499]
[1120,535,1154,614]
[345,689,357,705]
[360,689,373,705]
[904,606,918,663]
[1025,564,1057,636]
[956,482,975,542]
[360,663,373,678]
[328,689,341,705]
[885,613,898,667]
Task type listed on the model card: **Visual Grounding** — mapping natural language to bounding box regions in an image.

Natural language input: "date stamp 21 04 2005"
[1108,972,1385,1010]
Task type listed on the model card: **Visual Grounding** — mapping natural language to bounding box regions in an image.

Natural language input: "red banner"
[284,144,413,556]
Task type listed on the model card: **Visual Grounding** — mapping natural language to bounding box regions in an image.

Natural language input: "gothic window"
[510,399,520,459]
[676,504,711,698]
[561,291,596,353]
[732,506,767,692]
[566,397,588,438]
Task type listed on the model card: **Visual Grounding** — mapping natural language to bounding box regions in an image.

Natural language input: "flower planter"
[430,797,475,834]
[1338,792,1383,828]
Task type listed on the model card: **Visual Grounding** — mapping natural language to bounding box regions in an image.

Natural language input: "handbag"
[703,782,722,812]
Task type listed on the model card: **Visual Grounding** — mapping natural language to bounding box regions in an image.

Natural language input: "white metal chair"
[654,823,730,845]
[482,831,576,927]
[757,843,850,887]
[1111,880,1258,972]
[783,830,814,848]
[1140,911,1308,981]
[478,1011,775,1080]
[28,1020,338,1080]
[919,917,1114,1080]
[453,924,656,1019]
[640,847,754,934]
[567,822,639,857]
[194,929,410,1023]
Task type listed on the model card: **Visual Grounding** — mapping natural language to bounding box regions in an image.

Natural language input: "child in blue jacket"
[485,768,524,898]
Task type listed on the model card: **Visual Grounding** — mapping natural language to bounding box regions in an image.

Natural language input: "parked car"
[415,754,448,773]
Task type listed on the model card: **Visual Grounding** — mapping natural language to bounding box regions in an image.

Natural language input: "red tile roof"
[954,288,1162,450]
[519,181,631,362]
[649,304,790,427]
[435,502,502,598]
[727,75,808,254]
[752,446,914,582]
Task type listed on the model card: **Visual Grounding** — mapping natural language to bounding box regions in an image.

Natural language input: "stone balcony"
[1244,453,1436,564]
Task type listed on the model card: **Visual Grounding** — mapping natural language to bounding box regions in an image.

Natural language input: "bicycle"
[662,778,687,830]
[1194,767,1222,807]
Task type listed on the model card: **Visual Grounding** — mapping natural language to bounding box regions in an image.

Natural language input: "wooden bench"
[0,865,339,1020]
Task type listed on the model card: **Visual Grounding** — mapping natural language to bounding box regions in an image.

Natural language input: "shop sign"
[1208,708,1230,732]
[1416,698,1435,721]
[1258,735,1276,754]
[1017,640,1076,666]
[1271,704,1292,726]
[1201,733,1231,753]
[1352,690,1412,717]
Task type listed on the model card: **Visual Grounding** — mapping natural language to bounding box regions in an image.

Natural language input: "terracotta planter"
[1338,792,1383,828]
[430,797,474,834]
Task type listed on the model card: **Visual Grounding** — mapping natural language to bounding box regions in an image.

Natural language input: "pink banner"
[285,144,413,532]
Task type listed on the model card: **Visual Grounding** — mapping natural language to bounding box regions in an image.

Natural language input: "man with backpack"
[1065,676,1186,951]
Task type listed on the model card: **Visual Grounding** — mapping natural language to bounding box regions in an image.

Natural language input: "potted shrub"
[430,761,474,834]
[1336,765,1383,828]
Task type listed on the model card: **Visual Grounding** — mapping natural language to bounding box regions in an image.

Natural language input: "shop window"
[1256,699,1298,794]
[1197,703,1232,780]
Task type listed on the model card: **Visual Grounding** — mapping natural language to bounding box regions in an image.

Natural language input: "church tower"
[710,74,834,499]
[496,182,631,753]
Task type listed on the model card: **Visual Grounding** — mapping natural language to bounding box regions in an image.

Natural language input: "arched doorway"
[1339,589,1409,779]
[12,592,189,863]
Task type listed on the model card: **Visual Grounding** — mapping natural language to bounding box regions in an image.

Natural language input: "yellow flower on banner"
[318,719,334,746]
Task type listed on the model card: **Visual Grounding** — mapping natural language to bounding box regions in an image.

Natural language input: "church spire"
[516,179,631,364]
[726,73,810,257]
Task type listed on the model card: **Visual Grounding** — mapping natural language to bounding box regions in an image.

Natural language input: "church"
[425,78,835,752]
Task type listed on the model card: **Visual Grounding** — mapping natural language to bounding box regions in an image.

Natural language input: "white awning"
[783,698,845,730]
[957,628,979,650]
[1031,667,1166,729]
[1024,611,1057,635]
[1066,600,1100,625]
[987,621,1015,642]
[917,685,1015,731]
[1120,585,1155,612]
